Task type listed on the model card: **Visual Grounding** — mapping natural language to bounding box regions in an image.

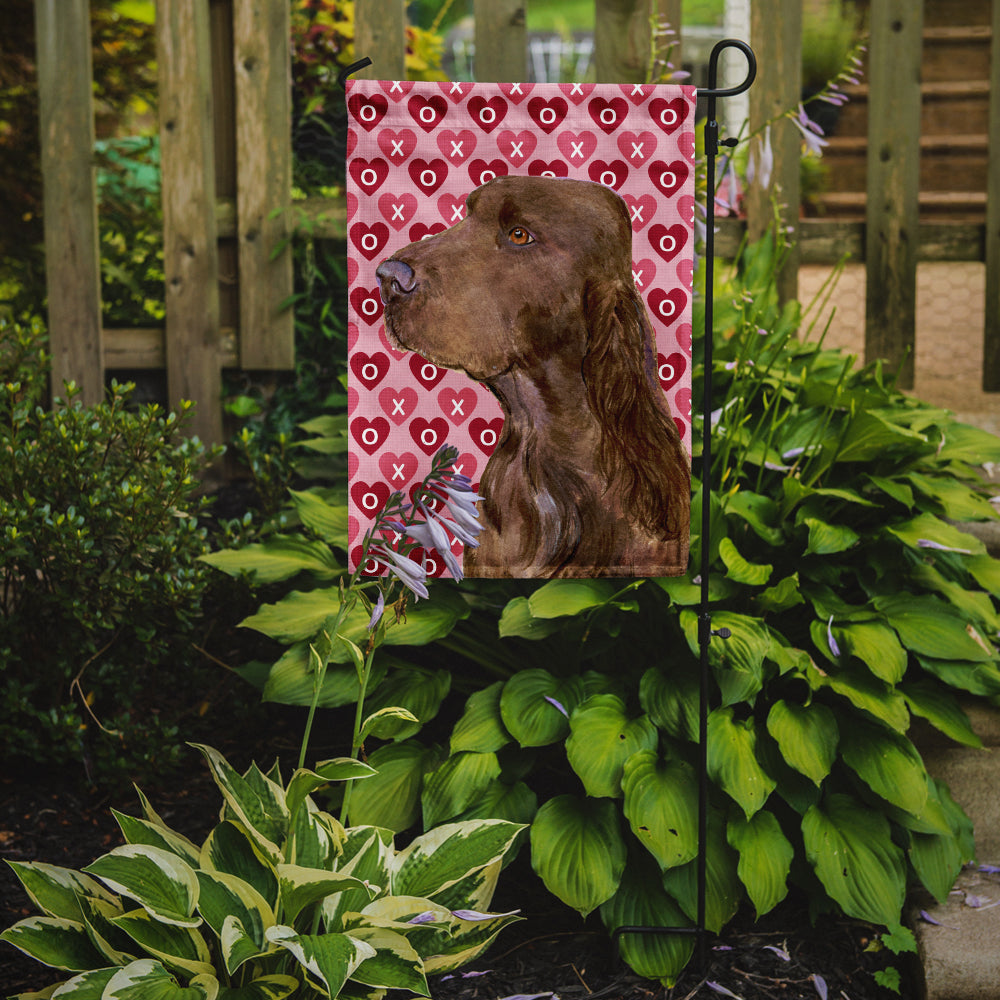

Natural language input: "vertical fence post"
[474,0,526,82]
[746,0,801,305]
[594,0,655,84]
[354,0,406,80]
[983,0,1000,390]
[233,0,294,370]
[864,0,923,389]
[157,0,223,445]
[34,0,104,405]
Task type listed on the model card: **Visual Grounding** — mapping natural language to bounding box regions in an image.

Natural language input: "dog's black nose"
[376,259,417,303]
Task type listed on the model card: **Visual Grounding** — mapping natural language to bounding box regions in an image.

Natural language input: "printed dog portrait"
[376,174,690,579]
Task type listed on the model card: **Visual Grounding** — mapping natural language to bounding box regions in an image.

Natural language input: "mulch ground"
[1,737,913,1000]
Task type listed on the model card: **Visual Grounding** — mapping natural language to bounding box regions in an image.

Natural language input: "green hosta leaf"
[909,812,966,906]
[707,708,776,819]
[755,573,804,614]
[803,517,859,556]
[727,811,793,918]
[190,746,287,863]
[450,682,511,754]
[4,862,118,923]
[497,596,564,639]
[530,795,626,917]
[835,410,927,463]
[802,793,906,926]
[195,871,273,974]
[718,537,772,586]
[265,926,375,997]
[910,562,1000,633]
[83,846,200,928]
[393,820,524,900]
[566,695,658,798]
[200,535,341,584]
[527,578,619,618]
[874,594,995,662]
[599,853,694,987]
[288,488,349,546]
[866,474,914,509]
[621,751,698,871]
[680,610,770,706]
[103,959,218,1000]
[724,490,784,545]
[200,822,278,910]
[901,680,982,748]
[499,670,584,747]
[277,865,374,925]
[936,421,1000,464]
[639,663,699,742]
[906,472,998,522]
[112,812,201,868]
[216,975,299,1000]
[347,740,442,832]
[453,779,538,827]
[421,751,502,828]
[765,701,838,786]
[834,621,907,684]
[111,908,214,978]
[261,643,386,709]
[0,916,107,971]
[886,512,985,557]
[966,553,1000,597]
[661,811,741,933]
[346,926,428,994]
[285,759,376,822]
[916,655,1000,697]
[839,718,928,817]
[362,667,451,740]
[654,573,737,605]
[807,660,910,732]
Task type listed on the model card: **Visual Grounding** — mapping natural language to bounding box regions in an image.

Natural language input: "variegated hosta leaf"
[102,958,218,999]
[707,707,776,819]
[190,745,287,863]
[110,908,214,979]
[499,669,585,747]
[77,894,136,966]
[200,822,278,910]
[802,793,906,927]
[450,681,511,754]
[4,861,118,922]
[727,810,793,918]
[323,829,393,931]
[765,700,838,786]
[214,974,300,1000]
[599,853,694,987]
[83,846,200,928]
[265,925,375,998]
[621,751,699,871]
[45,966,118,997]
[112,810,202,868]
[195,871,274,974]
[288,802,343,870]
[345,926,429,995]
[420,751,501,829]
[661,811,742,934]
[0,916,107,972]
[566,695,658,799]
[391,820,524,901]
[285,760,375,824]
[277,864,376,925]
[529,795,626,917]
[421,906,523,975]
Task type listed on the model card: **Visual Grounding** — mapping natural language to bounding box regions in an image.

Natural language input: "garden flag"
[346,79,695,580]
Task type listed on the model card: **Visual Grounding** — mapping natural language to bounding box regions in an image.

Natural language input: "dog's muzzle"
[376,259,417,304]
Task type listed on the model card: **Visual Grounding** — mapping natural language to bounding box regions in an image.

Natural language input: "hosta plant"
[1,743,523,999]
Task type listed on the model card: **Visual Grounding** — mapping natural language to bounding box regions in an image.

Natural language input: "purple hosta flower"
[763,944,790,962]
[544,695,569,718]
[917,538,973,555]
[407,911,438,925]
[367,590,385,631]
[747,124,774,191]
[812,974,828,1000]
[979,864,1000,874]
[706,983,742,999]
[827,615,842,657]
[791,104,828,157]
[714,156,741,215]
[451,908,521,921]
[367,543,429,600]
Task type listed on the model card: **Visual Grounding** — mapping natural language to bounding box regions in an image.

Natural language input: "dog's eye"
[507,226,534,246]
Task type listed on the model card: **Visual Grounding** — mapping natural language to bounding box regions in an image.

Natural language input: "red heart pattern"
[346,79,696,572]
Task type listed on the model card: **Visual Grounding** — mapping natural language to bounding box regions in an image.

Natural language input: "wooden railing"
[32,0,1000,444]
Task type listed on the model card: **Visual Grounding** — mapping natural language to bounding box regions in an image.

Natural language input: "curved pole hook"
[703,38,757,99]
[338,57,373,90]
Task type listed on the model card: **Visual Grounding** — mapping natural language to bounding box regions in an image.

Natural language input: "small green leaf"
[499,670,584,747]
[719,536,772,585]
[707,708,776,818]
[839,718,929,817]
[803,517,859,555]
[450,682,511,754]
[639,664,699,742]
[765,700,838,786]
[200,535,341,584]
[727,811,793,917]
[346,741,441,832]
[527,579,619,618]
[530,796,626,917]
[421,751,502,828]
[497,597,563,639]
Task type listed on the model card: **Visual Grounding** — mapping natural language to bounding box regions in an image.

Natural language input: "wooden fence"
[33,0,1000,444]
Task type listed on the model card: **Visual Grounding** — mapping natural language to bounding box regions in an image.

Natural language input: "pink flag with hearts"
[347,79,695,581]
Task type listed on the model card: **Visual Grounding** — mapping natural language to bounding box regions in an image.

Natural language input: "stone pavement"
[798,262,1000,998]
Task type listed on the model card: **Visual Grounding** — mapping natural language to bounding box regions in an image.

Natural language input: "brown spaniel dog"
[376,175,690,579]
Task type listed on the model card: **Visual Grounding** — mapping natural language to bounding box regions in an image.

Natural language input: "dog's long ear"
[582,278,690,538]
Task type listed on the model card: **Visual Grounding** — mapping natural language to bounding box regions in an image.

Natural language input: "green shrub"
[1,743,524,998]
[0,317,220,783]
[211,232,1000,985]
